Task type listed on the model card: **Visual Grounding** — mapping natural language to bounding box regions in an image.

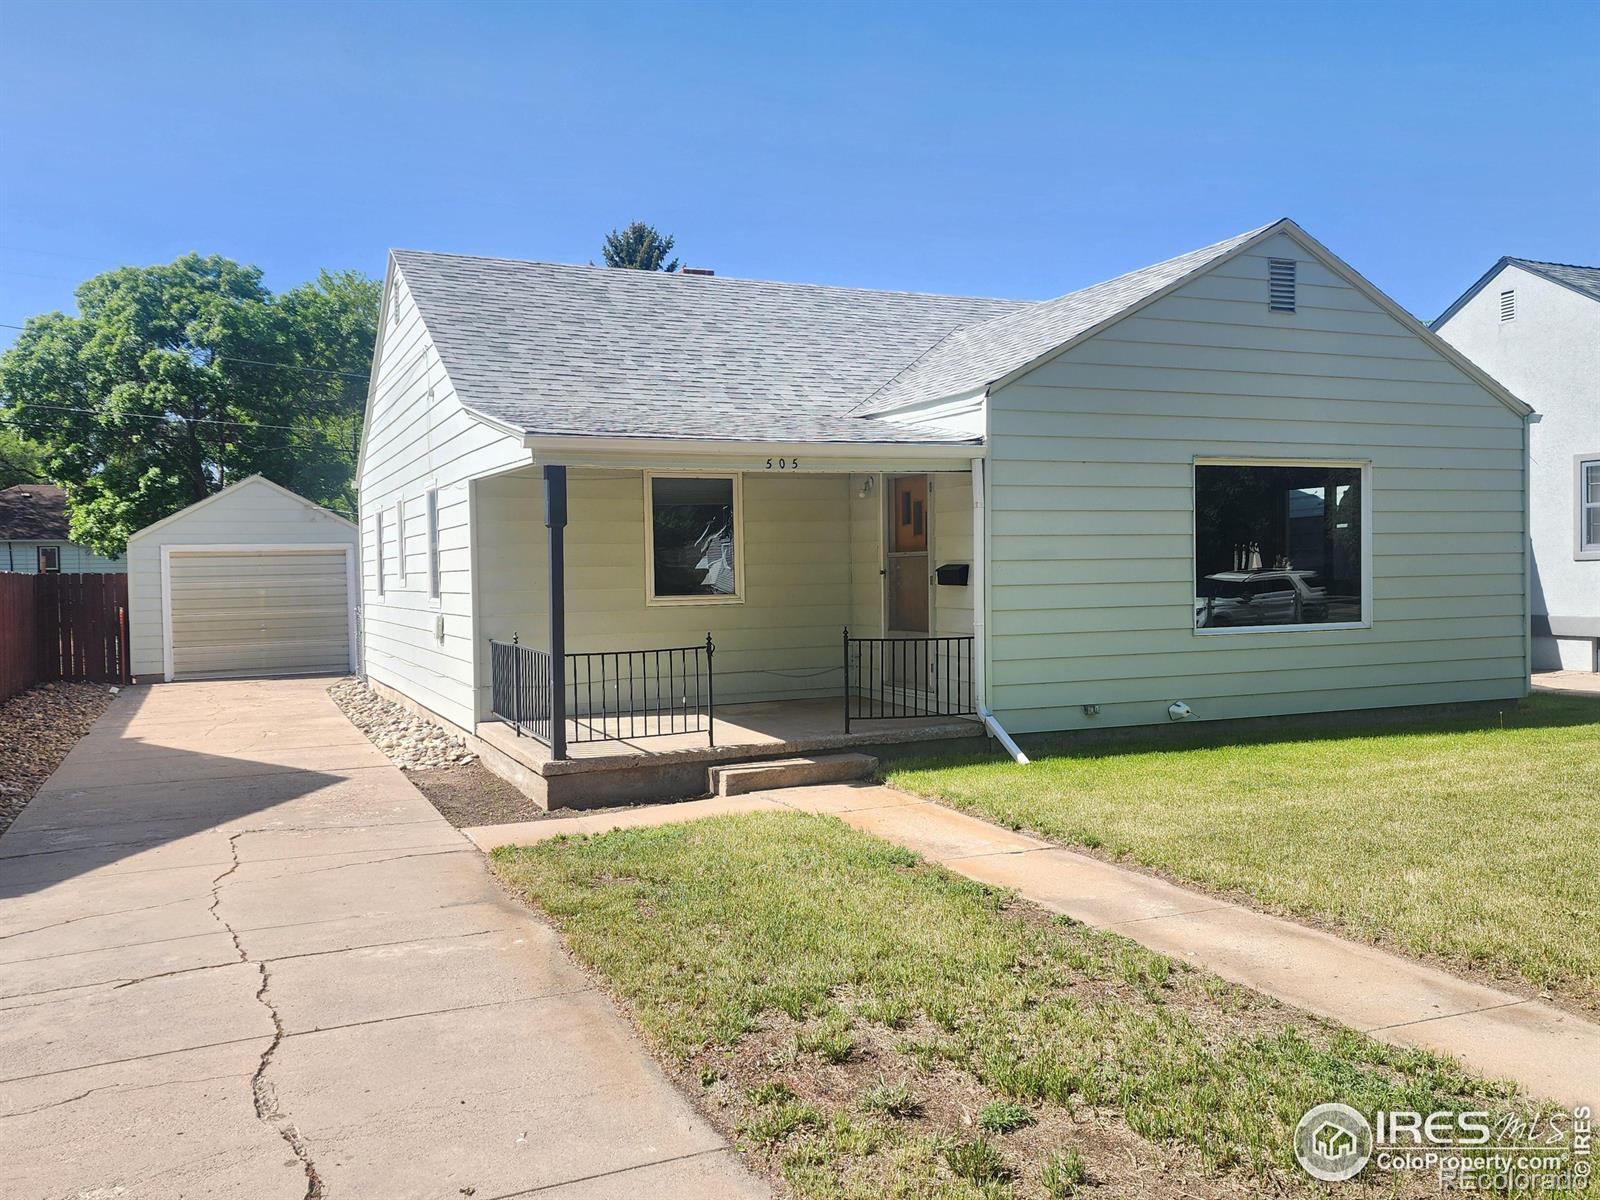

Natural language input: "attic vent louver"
[1268,259,1296,312]
[1500,289,1515,322]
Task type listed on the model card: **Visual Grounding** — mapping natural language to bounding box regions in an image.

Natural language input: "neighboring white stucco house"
[1434,259,1600,672]
[0,484,125,574]
[357,218,1533,805]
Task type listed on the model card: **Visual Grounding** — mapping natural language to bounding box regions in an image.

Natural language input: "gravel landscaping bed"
[328,677,545,826]
[329,676,477,769]
[0,681,116,836]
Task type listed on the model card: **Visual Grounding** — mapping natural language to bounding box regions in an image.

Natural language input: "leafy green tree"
[601,221,680,272]
[0,426,46,489]
[0,255,377,555]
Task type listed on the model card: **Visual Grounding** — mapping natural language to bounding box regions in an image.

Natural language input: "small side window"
[426,487,441,600]
[375,510,387,597]
[395,500,407,586]
[37,546,61,573]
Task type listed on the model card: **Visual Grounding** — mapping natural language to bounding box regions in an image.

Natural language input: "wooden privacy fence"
[0,573,130,702]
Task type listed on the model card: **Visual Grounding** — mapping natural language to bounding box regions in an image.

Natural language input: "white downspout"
[971,455,1029,764]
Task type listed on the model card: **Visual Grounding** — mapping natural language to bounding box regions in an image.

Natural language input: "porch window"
[1194,461,1367,632]
[646,473,741,604]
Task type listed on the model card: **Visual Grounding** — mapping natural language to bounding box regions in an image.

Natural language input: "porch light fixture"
[857,477,875,499]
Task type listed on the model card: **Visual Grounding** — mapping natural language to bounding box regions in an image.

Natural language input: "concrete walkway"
[1533,669,1600,695]
[468,784,1600,1110]
[0,678,764,1200]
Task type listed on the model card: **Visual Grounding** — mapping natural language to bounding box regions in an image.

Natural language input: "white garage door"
[167,548,352,680]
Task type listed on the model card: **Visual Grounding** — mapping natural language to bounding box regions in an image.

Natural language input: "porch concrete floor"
[478,696,982,775]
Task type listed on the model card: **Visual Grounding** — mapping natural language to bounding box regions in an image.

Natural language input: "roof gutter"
[523,434,984,461]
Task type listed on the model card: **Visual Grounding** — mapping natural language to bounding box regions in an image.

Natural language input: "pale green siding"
[985,230,1528,733]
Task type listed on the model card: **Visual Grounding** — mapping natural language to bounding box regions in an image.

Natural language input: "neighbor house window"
[645,473,741,603]
[1194,461,1367,632]
[375,509,386,597]
[1580,458,1600,559]
[36,546,60,573]
[426,487,441,599]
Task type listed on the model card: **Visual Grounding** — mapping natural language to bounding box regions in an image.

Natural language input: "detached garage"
[128,476,359,682]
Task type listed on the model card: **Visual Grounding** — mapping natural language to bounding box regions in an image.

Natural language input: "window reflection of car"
[1195,570,1329,628]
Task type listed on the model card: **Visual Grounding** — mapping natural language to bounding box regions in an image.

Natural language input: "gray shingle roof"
[0,483,67,540]
[1508,258,1600,304]
[851,224,1274,416]
[393,223,1277,444]
[1432,255,1600,329]
[392,251,1028,445]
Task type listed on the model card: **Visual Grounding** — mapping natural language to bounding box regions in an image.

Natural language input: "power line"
[4,402,341,435]
[0,323,371,381]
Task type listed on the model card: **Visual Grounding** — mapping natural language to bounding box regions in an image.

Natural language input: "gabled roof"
[0,483,68,540]
[1431,256,1600,329]
[390,250,1027,445]
[127,474,355,543]
[388,218,1530,447]
[851,224,1275,416]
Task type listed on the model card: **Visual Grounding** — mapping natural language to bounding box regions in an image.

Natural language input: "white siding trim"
[159,543,359,682]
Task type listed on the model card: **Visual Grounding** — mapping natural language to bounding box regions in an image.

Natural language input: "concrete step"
[708,752,878,797]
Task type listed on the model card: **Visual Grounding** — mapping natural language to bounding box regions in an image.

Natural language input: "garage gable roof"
[127,475,355,544]
[1432,256,1600,329]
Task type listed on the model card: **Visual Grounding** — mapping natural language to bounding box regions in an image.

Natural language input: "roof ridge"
[391,248,1033,308]
[1507,256,1600,271]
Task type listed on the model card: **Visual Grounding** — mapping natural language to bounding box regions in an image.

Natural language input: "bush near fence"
[0,573,129,702]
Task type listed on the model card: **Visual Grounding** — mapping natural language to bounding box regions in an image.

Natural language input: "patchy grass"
[888,694,1600,1011]
[491,812,1564,1199]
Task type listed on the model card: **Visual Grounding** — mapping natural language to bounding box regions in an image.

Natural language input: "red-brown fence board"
[0,572,129,702]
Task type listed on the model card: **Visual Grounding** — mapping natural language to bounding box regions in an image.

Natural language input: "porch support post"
[545,464,568,760]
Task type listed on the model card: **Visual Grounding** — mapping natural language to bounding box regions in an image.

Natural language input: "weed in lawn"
[859,1079,919,1118]
[741,1097,825,1146]
[749,1080,798,1106]
[1040,1148,1086,1197]
[976,1100,1036,1134]
[944,1135,1012,1185]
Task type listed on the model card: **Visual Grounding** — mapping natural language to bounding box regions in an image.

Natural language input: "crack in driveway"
[208,831,324,1199]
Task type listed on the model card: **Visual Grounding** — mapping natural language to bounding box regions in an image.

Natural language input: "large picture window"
[1194,461,1366,631]
[646,474,741,603]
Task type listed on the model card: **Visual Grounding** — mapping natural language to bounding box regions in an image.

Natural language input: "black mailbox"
[935,562,970,587]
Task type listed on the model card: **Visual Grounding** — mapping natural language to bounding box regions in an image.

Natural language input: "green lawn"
[491,813,1561,1199]
[887,693,1600,1011]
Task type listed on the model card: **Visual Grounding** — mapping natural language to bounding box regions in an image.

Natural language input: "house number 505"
[765,457,799,470]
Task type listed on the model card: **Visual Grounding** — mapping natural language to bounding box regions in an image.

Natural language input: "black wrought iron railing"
[490,635,554,745]
[489,633,715,753]
[568,636,715,746]
[843,628,976,732]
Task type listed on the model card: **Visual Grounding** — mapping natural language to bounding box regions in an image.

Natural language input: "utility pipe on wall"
[970,455,1029,765]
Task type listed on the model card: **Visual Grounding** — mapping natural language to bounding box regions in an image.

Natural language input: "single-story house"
[1433,258,1599,673]
[0,483,125,574]
[127,475,358,682]
[357,218,1533,806]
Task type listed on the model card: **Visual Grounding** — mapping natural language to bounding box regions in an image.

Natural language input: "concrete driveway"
[0,677,764,1200]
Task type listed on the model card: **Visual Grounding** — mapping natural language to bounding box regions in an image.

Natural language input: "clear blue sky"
[2,0,1596,353]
